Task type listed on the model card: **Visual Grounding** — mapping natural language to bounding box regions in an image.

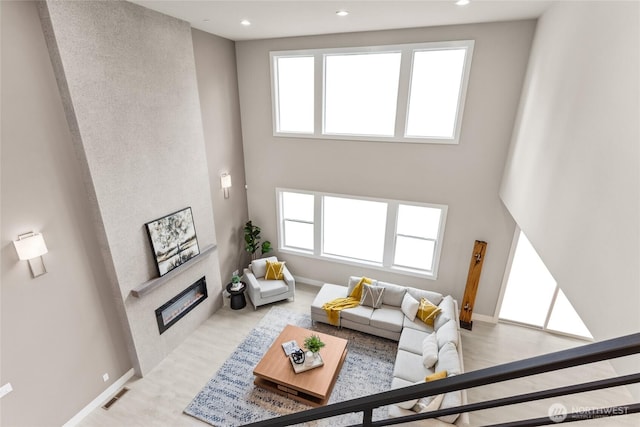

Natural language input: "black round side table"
[226,282,247,310]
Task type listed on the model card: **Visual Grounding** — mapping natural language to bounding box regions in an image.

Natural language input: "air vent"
[102,387,129,410]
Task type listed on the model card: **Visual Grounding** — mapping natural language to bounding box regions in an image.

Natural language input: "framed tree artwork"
[145,207,200,276]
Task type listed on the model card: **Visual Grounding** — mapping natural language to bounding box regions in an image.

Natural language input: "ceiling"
[129,0,554,41]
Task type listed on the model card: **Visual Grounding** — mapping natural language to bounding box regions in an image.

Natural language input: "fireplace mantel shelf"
[131,244,217,298]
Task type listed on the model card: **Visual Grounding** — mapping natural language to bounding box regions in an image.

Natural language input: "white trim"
[293,275,324,287]
[471,313,497,324]
[62,368,135,427]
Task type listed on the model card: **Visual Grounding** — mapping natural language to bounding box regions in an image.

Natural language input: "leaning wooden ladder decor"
[459,240,487,331]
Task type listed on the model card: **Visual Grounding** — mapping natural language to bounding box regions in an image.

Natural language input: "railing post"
[362,408,373,426]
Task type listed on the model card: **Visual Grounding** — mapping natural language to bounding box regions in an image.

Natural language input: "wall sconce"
[13,232,48,278]
[220,173,232,199]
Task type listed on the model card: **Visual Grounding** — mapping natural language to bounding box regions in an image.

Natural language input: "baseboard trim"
[471,313,497,324]
[293,276,324,287]
[63,368,135,427]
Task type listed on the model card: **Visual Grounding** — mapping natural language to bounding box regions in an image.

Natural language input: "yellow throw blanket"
[322,277,371,326]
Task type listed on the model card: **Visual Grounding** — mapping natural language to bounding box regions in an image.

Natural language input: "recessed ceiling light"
[455,0,470,6]
[336,10,349,17]
[240,19,251,26]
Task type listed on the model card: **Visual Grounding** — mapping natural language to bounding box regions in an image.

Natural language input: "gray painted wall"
[500,1,640,395]
[38,0,222,376]
[235,20,536,316]
[192,29,250,282]
[1,2,130,425]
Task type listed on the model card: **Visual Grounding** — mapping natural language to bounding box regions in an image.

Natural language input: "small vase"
[305,351,314,366]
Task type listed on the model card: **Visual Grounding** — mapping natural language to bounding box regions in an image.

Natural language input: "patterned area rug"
[184,306,397,426]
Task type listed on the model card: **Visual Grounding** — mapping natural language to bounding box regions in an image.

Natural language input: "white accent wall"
[500,1,640,394]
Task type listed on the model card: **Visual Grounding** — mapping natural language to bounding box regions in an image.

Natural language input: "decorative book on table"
[281,340,299,356]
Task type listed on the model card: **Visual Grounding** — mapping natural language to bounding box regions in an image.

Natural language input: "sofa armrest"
[243,268,260,292]
[283,265,295,287]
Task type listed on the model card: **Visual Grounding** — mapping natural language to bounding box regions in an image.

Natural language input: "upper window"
[271,41,474,144]
[276,189,448,279]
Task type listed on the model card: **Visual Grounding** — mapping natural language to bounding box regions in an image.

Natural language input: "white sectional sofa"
[310,277,469,427]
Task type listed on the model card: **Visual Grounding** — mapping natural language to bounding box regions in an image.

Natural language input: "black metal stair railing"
[243,332,640,427]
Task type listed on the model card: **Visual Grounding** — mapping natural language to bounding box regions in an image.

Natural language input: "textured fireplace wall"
[38,0,223,375]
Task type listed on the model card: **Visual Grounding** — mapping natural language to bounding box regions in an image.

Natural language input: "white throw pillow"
[421,333,438,368]
[250,256,277,278]
[401,293,420,321]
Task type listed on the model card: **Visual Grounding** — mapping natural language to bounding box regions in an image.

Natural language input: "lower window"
[276,189,447,278]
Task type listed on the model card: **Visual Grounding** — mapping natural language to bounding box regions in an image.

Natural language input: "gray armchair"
[243,256,295,310]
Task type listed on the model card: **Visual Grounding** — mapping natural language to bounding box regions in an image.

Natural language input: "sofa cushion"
[257,278,289,298]
[395,379,424,409]
[311,284,346,311]
[401,293,420,321]
[416,298,442,326]
[250,256,278,278]
[422,333,439,368]
[360,284,385,308]
[403,315,436,334]
[370,305,405,333]
[391,376,412,389]
[347,276,376,296]
[436,319,459,349]
[407,287,443,306]
[398,327,428,354]
[435,342,461,375]
[394,350,433,383]
[340,305,374,325]
[438,387,462,423]
[414,392,445,413]
[377,281,407,306]
[438,295,456,322]
[434,314,450,331]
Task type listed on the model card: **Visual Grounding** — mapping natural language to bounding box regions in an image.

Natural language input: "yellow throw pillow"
[425,370,448,382]
[264,260,285,280]
[416,298,442,326]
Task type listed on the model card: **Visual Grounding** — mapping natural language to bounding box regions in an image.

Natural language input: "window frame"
[279,190,315,252]
[276,188,448,279]
[270,40,474,145]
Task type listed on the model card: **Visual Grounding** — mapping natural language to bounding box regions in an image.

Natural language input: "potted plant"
[303,334,325,361]
[230,273,242,290]
[244,220,272,261]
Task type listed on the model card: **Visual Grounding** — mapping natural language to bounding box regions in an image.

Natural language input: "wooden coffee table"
[253,324,348,406]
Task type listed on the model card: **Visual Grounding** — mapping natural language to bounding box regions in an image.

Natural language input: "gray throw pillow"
[360,284,385,308]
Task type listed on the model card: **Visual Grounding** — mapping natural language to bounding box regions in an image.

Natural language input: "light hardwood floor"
[78,283,638,426]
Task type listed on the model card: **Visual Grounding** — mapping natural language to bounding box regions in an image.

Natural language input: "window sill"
[279,248,437,280]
